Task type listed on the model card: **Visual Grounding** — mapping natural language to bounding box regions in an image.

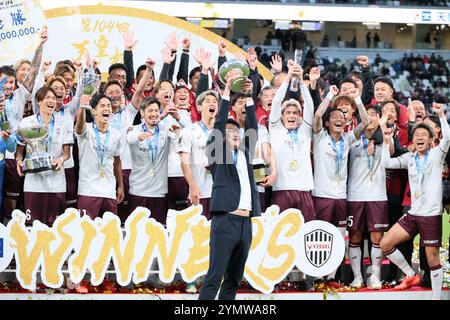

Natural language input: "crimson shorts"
[398,213,442,247]
[65,167,77,208]
[118,169,131,219]
[24,192,66,226]
[77,195,117,219]
[347,201,389,232]
[313,196,347,227]
[272,190,315,222]
[199,198,211,220]
[259,192,266,213]
[3,159,22,199]
[128,194,168,225]
[167,177,189,210]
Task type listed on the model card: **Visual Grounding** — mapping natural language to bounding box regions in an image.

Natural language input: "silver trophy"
[218,59,250,93]
[80,67,101,111]
[0,94,8,131]
[17,126,55,173]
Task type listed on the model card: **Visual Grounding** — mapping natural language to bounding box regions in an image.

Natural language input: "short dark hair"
[374,76,394,90]
[35,86,57,103]
[412,123,434,139]
[108,63,127,75]
[0,65,16,78]
[231,93,247,107]
[140,96,161,111]
[323,106,345,125]
[366,104,382,116]
[423,114,441,130]
[339,78,358,89]
[103,80,123,93]
[189,66,201,80]
[136,64,155,79]
[91,93,111,109]
[348,70,363,81]
[226,117,240,129]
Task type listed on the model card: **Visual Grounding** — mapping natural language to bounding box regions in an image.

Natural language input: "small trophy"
[0,94,8,131]
[218,59,250,93]
[17,126,55,173]
[253,158,270,185]
[0,78,9,131]
[80,67,101,111]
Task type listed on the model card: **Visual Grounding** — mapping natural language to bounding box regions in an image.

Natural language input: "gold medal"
[149,169,155,177]
[290,160,298,170]
[414,191,422,199]
[0,151,4,162]
[369,172,374,182]
[99,168,106,179]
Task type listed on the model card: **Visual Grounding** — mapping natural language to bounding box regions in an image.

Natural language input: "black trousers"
[198,212,252,300]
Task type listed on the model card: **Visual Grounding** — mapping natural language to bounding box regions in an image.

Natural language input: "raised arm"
[75,95,91,134]
[313,85,338,134]
[177,36,191,83]
[269,60,296,125]
[159,46,176,82]
[308,67,322,111]
[433,102,450,153]
[131,58,155,110]
[353,95,370,139]
[218,41,227,70]
[23,27,48,93]
[300,72,314,127]
[123,31,137,89]
[194,48,214,96]
[356,56,374,105]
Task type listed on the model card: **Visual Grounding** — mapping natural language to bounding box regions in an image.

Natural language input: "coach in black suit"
[198,76,261,300]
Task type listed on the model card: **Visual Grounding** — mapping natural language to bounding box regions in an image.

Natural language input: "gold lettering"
[91,211,146,285]
[180,218,210,280]
[257,212,301,281]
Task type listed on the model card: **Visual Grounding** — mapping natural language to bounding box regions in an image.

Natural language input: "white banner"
[0,205,345,294]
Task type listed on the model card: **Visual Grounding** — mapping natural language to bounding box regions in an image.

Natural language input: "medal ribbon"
[361,132,374,176]
[36,112,55,152]
[93,123,110,168]
[328,133,345,177]
[142,123,160,163]
[198,121,210,138]
[288,127,300,161]
[415,150,430,185]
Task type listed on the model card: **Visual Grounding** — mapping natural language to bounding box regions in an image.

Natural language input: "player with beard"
[178,90,219,219]
[103,58,154,223]
[312,85,370,283]
[75,94,124,218]
[347,105,389,289]
[380,102,449,300]
[127,96,180,224]
[15,87,73,225]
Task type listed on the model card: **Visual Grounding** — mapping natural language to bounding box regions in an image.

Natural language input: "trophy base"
[253,163,270,185]
[22,155,55,174]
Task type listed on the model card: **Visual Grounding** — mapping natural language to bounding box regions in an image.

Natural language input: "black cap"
[226,118,241,129]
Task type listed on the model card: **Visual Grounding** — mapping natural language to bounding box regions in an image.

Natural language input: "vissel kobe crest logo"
[304,229,333,268]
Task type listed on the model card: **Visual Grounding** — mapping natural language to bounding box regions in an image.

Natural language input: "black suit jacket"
[206,98,261,217]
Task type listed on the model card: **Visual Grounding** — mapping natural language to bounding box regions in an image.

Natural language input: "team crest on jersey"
[304,229,333,268]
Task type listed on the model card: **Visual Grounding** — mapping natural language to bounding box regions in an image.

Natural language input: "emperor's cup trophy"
[218,59,250,93]
[81,67,101,111]
[17,126,55,173]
